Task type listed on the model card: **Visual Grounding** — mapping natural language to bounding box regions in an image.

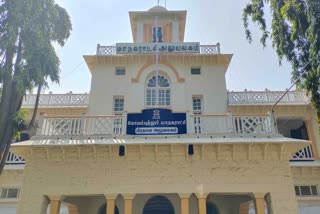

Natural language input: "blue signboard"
[127,109,187,135]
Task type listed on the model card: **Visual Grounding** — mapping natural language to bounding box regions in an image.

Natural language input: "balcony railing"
[21,91,310,108]
[36,113,276,137]
[96,44,221,56]
[22,93,89,107]
[228,91,309,105]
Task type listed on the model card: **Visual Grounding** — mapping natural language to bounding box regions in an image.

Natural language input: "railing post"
[186,111,193,134]
[122,112,127,135]
[80,114,86,135]
[227,112,234,133]
[47,92,52,105]
[97,43,101,55]
[268,111,277,134]
[36,113,46,136]
[216,42,221,54]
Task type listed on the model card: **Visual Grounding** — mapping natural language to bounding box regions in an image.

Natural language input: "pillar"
[197,193,208,214]
[306,119,320,159]
[68,204,79,214]
[253,193,265,214]
[123,194,135,214]
[105,194,118,214]
[179,193,190,214]
[49,196,63,214]
[239,202,249,214]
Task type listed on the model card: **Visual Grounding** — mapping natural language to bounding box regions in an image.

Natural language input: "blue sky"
[50,0,293,93]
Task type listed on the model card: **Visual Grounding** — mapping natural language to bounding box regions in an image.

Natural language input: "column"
[196,193,208,214]
[105,194,118,214]
[306,119,319,159]
[253,193,265,214]
[49,196,63,214]
[68,204,79,214]
[123,194,135,214]
[239,202,249,214]
[179,193,190,214]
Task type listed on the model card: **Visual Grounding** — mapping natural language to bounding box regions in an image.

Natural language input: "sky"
[49,0,293,94]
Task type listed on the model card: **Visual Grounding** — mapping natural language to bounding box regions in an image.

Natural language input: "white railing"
[291,145,314,161]
[228,91,310,105]
[22,93,90,107]
[189,114,275,134]
[37,113,276,137]
[6,152,25,164]
[37,115,124,136]
[96,44,221,56]
[21,91,310,108]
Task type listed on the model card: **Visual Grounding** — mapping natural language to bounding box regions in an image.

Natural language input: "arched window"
[146,75,170,107]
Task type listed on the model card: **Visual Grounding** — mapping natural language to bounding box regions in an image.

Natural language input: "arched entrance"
[97,203,119,214]
[143,195,175,214]
[207,202,220,214]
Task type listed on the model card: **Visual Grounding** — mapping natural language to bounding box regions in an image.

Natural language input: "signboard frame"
[126,108,187,135]
[116,42,200,54]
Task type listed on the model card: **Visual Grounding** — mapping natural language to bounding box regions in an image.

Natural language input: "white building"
[1,5,320,214]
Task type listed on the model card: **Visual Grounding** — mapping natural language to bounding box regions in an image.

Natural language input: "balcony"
[6,112,313,165]
[96,44,221,56]
[21,91,310,108]
[228,91,309,105]
[35,113,276,138]
[22,93,89,108]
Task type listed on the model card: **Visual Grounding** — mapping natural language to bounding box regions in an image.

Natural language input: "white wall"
[88,62,228,115]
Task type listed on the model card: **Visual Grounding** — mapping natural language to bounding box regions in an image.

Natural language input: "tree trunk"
[0,141,12,175]
[29,84,42,127]
[0,38,24,174]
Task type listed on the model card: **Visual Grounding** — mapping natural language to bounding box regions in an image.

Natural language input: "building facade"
[1,5,320,214]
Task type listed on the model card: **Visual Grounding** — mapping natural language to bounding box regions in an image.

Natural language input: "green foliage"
[243,0,320,122]
[13,110,28,140]
[0,0,72,170]
[0,0,72,92]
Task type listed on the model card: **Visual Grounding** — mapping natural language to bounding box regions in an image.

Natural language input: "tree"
[243,0,320,122]
[0,0,71,174]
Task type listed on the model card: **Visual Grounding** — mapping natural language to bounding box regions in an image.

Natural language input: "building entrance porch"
[12,140,307,214]
[44,193,268,214]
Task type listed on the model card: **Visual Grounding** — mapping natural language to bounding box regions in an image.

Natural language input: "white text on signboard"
[116,43,200,54]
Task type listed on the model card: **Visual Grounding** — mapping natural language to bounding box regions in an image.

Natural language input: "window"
[113,96,124,115]
[115,67,126,76]
[146,75,170,107]
[0,188,20,199]
[191,67,201,75]
[152,27,163,43]
[113,96,124,134]
[295,185,319,196]
[192,96,203,114]
[192,96,203,134]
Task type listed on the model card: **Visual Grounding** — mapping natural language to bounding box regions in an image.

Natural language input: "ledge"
[12,135,309,146]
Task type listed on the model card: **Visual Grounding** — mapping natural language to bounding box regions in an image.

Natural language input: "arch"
[97,203,119,214]
[206,202,220,214]
[145,74,171,107]
[132,61,185,83]
[143,195,175,214]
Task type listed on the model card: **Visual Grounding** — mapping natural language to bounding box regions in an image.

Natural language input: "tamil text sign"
[127,109,187,135]
[116,42,200,54]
